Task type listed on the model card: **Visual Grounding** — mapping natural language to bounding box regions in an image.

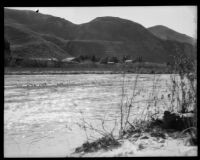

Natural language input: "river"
[4,74,174,157]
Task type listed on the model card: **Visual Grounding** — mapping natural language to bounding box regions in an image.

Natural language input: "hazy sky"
[7,6,197,38]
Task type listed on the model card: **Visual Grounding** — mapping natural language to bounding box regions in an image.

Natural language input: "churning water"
[4,74,173,157]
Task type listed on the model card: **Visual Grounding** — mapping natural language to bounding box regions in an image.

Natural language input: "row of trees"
[75,55,143,64]
[4,38,12,66]
[5,55,144,68]
[75,55,101,63]
[4,38,143,67]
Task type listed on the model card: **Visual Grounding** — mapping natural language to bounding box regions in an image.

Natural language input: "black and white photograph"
[4,6,197,157]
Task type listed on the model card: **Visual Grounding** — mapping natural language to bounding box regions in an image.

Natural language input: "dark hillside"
[4,8,196,64]
[148,25,196,46]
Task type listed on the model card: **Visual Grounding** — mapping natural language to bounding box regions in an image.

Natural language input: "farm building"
[61,57,76,62]
[28,57,58,67]
[125,60,133,64]
[61,57,79,64]
[107,62,115,64]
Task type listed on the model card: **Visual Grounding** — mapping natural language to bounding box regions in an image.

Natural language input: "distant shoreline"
[5,71,123,75]
[4,66,173,75]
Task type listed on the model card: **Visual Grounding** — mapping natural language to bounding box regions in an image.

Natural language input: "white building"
[61,57,76,62]
[125,60,133,64]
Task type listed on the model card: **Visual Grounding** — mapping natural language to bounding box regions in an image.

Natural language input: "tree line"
[75,55,143,64]
[4,38,145,67]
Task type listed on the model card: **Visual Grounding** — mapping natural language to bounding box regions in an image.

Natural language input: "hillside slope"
[4,8,196,63]
[148,25,196,46]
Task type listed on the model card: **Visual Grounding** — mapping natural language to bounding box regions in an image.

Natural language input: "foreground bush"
[75,135,121,153]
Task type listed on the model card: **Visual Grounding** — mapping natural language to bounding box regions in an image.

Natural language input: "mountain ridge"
[4,8,196,63]
[148,25,196,46]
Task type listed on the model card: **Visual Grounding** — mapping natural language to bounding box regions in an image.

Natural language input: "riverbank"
[4,65,171,75]
[71,116,197,157]
[71,105,197,157]
[71,137,197,157]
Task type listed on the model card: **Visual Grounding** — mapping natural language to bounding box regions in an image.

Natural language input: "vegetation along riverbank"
[71,56,197,157]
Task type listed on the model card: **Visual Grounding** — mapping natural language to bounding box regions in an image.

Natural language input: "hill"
[4,8,196,64]
[148,25,196,46]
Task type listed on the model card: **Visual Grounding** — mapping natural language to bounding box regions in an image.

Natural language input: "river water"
[4,74,174,157]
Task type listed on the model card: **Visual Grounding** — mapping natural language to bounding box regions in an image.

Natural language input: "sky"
[7,6,197,38]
